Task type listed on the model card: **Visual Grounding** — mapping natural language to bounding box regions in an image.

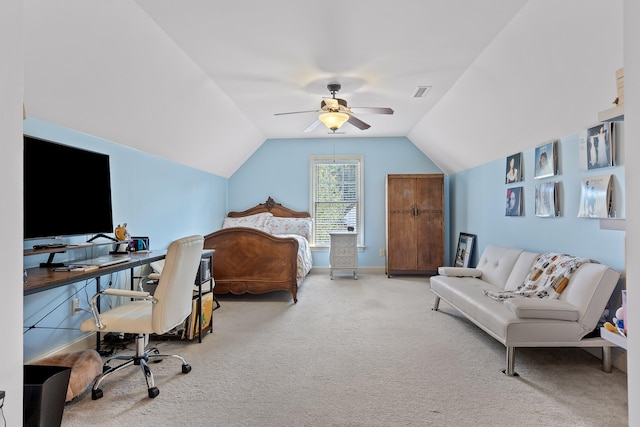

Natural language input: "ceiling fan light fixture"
[319,112,349,131]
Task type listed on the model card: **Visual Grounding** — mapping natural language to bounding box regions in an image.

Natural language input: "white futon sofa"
[430,245,621,375]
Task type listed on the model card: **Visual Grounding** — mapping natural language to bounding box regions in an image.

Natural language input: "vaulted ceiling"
[23,1,622,178]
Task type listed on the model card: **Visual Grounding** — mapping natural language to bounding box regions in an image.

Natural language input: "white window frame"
[309,155,364,249]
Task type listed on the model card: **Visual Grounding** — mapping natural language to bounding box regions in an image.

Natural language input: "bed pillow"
[266,217,313,241]
[221,212,273,232]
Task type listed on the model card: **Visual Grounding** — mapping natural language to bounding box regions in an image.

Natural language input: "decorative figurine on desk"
[111,223,130,254]
[115,223,130,241]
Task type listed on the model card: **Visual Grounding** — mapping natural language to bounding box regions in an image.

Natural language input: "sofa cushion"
[437,267,482,277]
[504,251,539,291]
[504,298,579,321]
[475,246,524,289]
[517,253,591,298]
[560,263,621,335]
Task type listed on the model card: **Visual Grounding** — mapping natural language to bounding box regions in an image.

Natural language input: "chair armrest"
[504,298,579,321]
[103,288,150,298]
[437,267,482,277]
[87,289,153,330]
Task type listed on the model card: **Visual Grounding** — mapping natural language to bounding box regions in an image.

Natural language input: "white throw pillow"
[221,212,273,232]
[266,217,313,241]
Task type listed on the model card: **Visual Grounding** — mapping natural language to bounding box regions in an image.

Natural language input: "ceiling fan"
[274,83,394,133]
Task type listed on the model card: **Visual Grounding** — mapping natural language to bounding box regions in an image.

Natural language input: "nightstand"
[329,232,358,279]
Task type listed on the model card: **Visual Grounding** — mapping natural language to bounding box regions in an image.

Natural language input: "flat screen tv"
[23,135,114,240]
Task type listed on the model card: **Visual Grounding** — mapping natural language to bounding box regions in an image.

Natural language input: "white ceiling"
[23,1,622,178]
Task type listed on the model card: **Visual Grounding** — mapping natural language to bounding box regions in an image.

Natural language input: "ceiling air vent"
[413,86,431,98]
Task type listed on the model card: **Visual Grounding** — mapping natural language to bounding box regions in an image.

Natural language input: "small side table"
[600,327,627,350]
[329,232,358,279]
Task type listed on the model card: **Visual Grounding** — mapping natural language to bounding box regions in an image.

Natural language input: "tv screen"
[23,135,114,240]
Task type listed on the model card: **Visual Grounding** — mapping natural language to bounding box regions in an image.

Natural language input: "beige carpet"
[61,272,628,426]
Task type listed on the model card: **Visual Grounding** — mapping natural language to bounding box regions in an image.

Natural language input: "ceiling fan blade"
[303,119,322,133]
[274,110,320,116]
[349,107,394,115]
[347,114,371,130]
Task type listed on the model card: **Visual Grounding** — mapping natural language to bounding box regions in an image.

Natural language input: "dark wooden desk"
[24,251,168,352]
[24,251,167,296]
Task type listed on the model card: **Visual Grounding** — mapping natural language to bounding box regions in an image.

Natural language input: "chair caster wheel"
[148,387,160,398]
[92,389,103,400]
[182,364,192,374]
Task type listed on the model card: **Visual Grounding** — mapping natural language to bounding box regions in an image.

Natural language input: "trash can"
[23,365,71,427]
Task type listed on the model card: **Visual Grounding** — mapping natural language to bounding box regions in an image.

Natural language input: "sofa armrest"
[437,267,482,277]
[504,298,579,321]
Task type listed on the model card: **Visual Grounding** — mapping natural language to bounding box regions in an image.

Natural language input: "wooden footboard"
[203,227,300,302]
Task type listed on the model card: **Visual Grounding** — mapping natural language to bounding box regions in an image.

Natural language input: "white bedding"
[279,233,312,283]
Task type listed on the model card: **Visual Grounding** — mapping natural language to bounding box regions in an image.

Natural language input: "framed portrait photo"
[534,140,557,179]
[505,187,523,217]
[578,175,613,218]
[454,232,476,267]
[505,153,522,184]
[535,182,559,217]
[586,123,615,170]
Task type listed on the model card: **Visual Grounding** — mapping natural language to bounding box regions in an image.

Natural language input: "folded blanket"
[484,252,591,301]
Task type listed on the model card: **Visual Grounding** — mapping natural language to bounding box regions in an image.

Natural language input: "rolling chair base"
[91,333,192,400]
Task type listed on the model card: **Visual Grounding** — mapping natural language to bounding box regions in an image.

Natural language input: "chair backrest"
[151,235,204,334]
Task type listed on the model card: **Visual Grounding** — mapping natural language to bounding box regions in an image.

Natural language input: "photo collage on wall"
[505,152,523,216]
[504,140,562,218]
[502,120,619,220]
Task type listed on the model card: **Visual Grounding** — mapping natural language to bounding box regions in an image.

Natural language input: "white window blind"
[310,155,363,247]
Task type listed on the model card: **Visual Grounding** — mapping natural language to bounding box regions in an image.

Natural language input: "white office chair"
[80,235,205,400]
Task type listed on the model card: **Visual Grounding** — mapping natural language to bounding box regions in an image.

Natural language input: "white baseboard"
[26,333,97,364]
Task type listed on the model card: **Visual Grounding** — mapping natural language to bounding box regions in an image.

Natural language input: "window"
[310,155,364,248]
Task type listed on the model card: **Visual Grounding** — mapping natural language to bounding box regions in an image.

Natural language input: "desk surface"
[24,251,167,295]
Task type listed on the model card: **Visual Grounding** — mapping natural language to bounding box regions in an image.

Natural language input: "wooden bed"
[203,197,311,303]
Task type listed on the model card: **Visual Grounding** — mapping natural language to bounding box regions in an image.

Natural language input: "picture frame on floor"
[455,232,476,267]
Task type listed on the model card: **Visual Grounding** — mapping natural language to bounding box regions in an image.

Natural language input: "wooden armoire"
[385,174,444,277]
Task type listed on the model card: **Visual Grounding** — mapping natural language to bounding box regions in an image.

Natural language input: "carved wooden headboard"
[227,197,310,218]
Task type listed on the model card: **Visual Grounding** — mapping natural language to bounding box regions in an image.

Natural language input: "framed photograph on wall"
[455,232,476,267]
[505,187,523,216]
[505,153,522,184]
[534,140,557,179]
[578,175,613,218]
[585,123,615,170]
[535,182,559,217]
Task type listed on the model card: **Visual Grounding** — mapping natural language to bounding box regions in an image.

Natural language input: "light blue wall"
[449,128,626,274]
[22,118,227,361]
[228,137,447,268]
